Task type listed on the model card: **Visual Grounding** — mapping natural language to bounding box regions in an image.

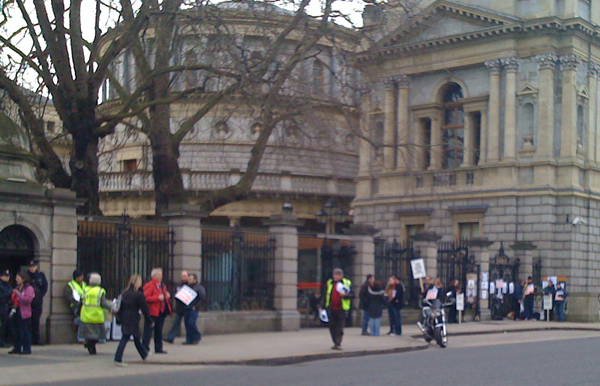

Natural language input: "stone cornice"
[560,54,582,71]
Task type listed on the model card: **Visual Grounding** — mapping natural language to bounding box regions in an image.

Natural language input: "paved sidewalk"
[1,320,599,385]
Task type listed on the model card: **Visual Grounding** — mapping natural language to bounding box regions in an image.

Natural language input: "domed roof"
[0,111,38,183]
[0,111,31,155]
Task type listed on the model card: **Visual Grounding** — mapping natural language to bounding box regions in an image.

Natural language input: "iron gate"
[437,239,476,290]
[374,239,421,308]
[77,216,174,299]
[488,243,520,319]
[320,239,356,285]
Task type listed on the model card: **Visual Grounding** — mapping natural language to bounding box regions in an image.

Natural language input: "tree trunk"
[70,133,101,215]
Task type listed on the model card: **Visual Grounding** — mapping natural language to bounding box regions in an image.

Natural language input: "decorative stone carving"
[213,120,231,140]
[521,135,535,151]
[559,54,581,71]
[383,77,396,90]
[500,56,519,72]
[535,53,558,70]
[484,59,502,74]
[396,74,411,88]
[588,62,600,78]
[577,86,590,107]
[517,84,538,104]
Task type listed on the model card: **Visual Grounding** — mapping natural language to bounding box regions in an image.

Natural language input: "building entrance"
[0,225,35,280]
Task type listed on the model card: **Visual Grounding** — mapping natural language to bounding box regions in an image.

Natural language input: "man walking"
[0,270,12,348]
[320,268,353,350]
[359,274,373,336]
[143,268,171,354]
[183,273,206,345]
[28,260,48,345]
[164,270,188,344]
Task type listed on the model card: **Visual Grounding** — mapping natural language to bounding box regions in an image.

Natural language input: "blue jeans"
[184,309,201,343]
[390,307,402,335]
[361,310,370,333]
[555,302,565,322]
[166,312,184,342]
[370,317,381,336]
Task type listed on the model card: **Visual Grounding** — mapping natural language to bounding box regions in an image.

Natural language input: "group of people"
[0,261,48,355]
[510,276,568,321]
[61,267,206,366]
[359,275,405,337]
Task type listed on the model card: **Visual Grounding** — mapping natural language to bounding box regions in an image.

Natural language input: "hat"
[73,269,83,280]
[28,260,39,267]
[527,276,533,280]
[88,273,101,286]
[0,269,9,277]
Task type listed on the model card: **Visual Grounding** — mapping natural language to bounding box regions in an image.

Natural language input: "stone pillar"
[47,188,81,344]
[536,53,558,160]
[502,57,518,162]
[468,238,493,321]
[485,60,502,163]
[396,76,410,171]
[585,63,598,165]
[345,224,377,326]
[384,78,396,171]
[412,232,441,281]
[359,87,372,175]
[560,54,581,160]
[265,211,302,331]
[479,110,487,165]
[461,113,473,167]
[164,204,206,281]
[510,241,537,282]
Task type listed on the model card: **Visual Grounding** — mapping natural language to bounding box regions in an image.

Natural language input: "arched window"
[441,83,464,169]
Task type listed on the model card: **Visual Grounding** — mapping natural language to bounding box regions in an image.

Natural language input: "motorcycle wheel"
[434,327,447,348]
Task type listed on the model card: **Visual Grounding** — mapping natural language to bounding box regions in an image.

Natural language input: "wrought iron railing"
[374,239,421,308]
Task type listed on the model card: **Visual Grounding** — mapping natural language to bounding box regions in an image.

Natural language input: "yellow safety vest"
[325,278,352,311]
[80,286,106,324]
[68,280,86,304]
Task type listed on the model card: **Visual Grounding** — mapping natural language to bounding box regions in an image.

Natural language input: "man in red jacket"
[142,268,172,354]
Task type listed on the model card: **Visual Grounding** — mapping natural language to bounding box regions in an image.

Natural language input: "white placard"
[481,281,489,290]
[481,272,489,282]
[456,293,465,311]
[175,284,198,306]
[410,258,427,279]
[481,290,488,300]
[543,295,553,310]
[489,282,495,294]
[509,282,514,294]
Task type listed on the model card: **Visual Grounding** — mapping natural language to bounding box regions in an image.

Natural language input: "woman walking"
[80,273,111,355]
[9,271,35,355]
[114,274,153,367]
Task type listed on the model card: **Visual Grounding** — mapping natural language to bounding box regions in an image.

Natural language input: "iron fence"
[320,238,356,285]
[77,217,174,299]
[201,226,275,311]
[488,243,520,318]
[374,239,421,308]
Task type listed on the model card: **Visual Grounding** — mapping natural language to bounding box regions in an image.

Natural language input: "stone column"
[560,54,581,160]
[536,53,558,160]
[468,238,493,320]
[461,113,473,167]
[412,232,441,281]
[163,204,206,281]
[396,76,410,171]
[265,210,302,331]
[479,110,487,165]
[502,57,518,162]
[585,63,598,165]
[345,224,377,326]
[359,87,372,175]
[485,60,502,163]
[384,78,397,171]
[47,189,81,344]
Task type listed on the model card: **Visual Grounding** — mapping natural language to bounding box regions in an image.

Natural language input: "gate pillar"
[265,206,302,331]
[510,241,537,280]
[164,204,206,280]
[412,232,441,280]
[468,238,494,321]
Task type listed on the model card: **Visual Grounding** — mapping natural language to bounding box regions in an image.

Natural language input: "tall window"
[577,105,585,151]
[421,118,432,169]
[405,224,425,241]
[441,83,464,169]
[458,222,480,239]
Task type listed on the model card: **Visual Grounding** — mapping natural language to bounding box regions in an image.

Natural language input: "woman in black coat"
[114,274,153,366]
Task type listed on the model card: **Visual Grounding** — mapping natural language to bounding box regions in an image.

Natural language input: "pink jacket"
[17,285,35,319]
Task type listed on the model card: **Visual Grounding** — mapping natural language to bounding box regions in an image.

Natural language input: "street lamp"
[316,199,348,234]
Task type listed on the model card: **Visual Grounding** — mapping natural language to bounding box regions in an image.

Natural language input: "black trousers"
[0,307,8,345]
[328,310,346,347]
[143,315,165,353]
[30,304,43,344]
[114,333,147,363]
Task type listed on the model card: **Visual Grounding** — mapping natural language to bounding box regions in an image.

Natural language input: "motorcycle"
[417,298,454,348]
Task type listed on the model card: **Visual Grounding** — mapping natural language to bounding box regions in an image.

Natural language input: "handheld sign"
[175,285,198,306]
[411,258,427,279]
[543,295,553,310]
[456,293,465,311]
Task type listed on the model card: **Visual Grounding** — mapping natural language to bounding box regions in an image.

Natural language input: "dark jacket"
[186,283,207,310]
[358,281,371,310]
[173,281,188,314]
[390,283,405,309]
[0,280,11,310]
[366,288,386,318]
[512,284,523,301]
[30,270,48,307]
[117,287,152,337]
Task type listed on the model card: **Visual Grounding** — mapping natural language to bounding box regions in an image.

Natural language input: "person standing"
[183,273,206,345]
[114,274,153,367]
[389,276,405,335]
[27,260,47,345]
[80,273,111,355]
[512,279,524,320]
[319,268,353,350]
[9,271,35,355]
[0,270,12,348]
[523,276,536,320]
[366,280,386,336]
[358,274,373,336]
[543,280,556,321]
[554,283,568,322]
[164,270,188,344]
[446,279,460,324]
[385,276,397,335]
[143,268,171,354]
[63,269,87,342]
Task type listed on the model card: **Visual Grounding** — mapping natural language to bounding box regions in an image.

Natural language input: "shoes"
[182,341,200,345]
[19,351,32,355]
[385,331,394,335]
[155,350,168,354]
[361,331,371,336]
[416,322,424,332]
[8,350,21,355]
[163,339,174,344]
[114,361,128,367]
[331,345,342,350]
[141,354,148,361]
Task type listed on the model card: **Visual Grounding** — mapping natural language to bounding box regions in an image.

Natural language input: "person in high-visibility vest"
[80,273,111,355]
[319,268,353,350]
[63,269,87,342]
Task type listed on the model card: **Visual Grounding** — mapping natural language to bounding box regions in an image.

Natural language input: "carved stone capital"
[383,77,396,90]
[535,53,558,70]
[396,74,411,88]
[484,59,502,75]
[559,54,581,71]
[500,56,519,72]
[588,62,600,78]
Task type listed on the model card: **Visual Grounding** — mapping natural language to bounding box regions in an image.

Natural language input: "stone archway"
[0,225,35,278]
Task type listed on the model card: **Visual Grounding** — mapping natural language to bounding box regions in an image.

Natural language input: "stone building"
[98,1,361,230]
[354,0,600,321]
